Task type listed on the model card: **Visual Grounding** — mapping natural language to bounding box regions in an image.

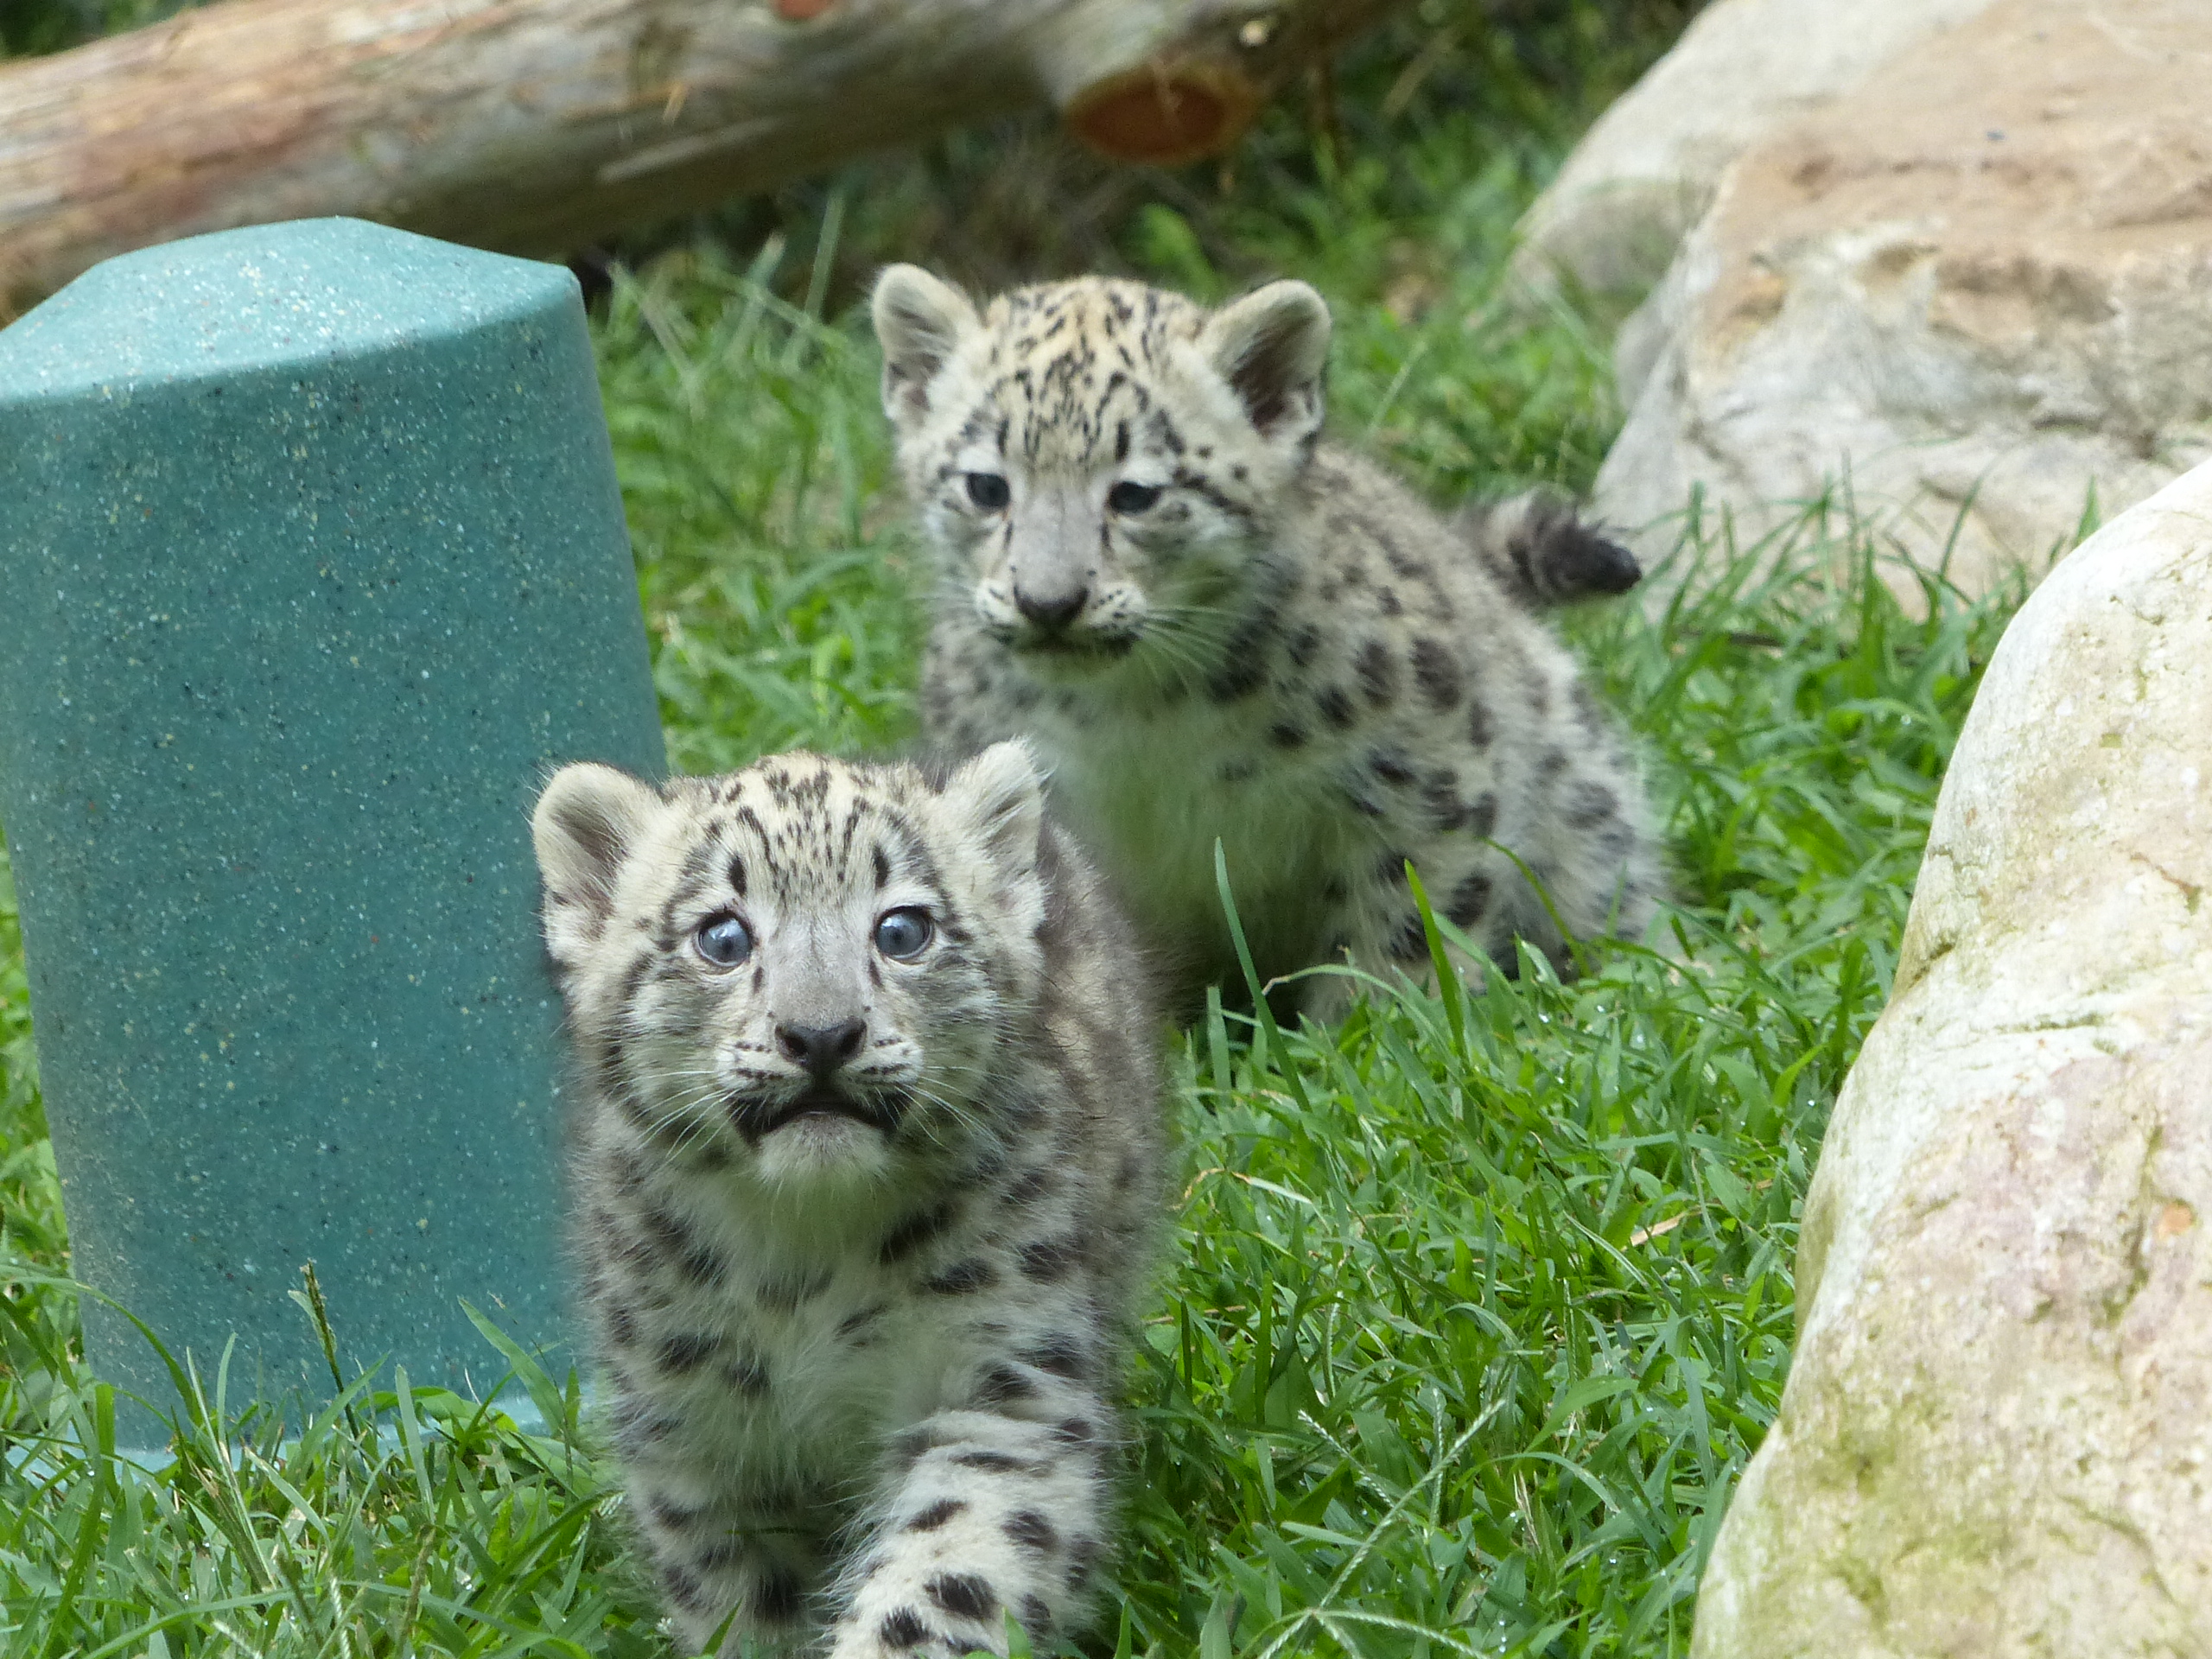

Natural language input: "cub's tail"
[1453,490,1641,608]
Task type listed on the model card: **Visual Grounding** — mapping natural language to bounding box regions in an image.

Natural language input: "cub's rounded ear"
[1198,279,1332,442]
[940,740,1046,869]
[872,264,982,431]
[532,762,661,927]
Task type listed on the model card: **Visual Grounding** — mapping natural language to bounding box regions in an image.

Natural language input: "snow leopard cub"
[532,742,1162,1658]
[873,266,1662,1017]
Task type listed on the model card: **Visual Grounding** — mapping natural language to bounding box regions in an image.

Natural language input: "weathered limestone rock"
[1692,461,2212,1653]
[1513,0,1996,301]
[1595,0,2212,601]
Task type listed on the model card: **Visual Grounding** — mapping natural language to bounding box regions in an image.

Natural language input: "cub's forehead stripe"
[650,767,952,913]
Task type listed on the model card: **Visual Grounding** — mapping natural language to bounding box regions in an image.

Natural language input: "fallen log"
[0,0,1406,319]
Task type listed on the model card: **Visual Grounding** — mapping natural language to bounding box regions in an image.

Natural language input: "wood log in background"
[0,0,1408,320]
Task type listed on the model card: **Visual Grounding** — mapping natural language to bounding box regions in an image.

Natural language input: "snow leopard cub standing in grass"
[532,742,1162,1658]
[873,265,1662,1017]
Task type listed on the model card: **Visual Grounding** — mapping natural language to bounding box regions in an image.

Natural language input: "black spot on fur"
[615,948,655,1009]
[1389,914,1430,961]
[1268,721,1307,748]
[643,1204,727,1287]
[872,845,891,889]
[1004,1165,1056,1205]
[951,1449,1031,1472]
[879,1202,954,1265]
[1411,638,1462,710]
[924,1258,998,1295]
[1446,873,1494,927]
[1422,776,1471,831]
[1565,780,1619,828]
[1316,685,1356,728]
[655,1331,719,1374]
[973,1363,1039,1405]
[607,1389,677,1452]
[1467,700,1495,749]
[1207,652,1268,704]
[1020,1333,1090,1380]
[1006,1510,1059,1554]
[753,1567,802,1622]
[715,1347,769,1395]
[1287,624,1322,667]
[905,1497,967,1533]
[1068,1538,1104,1591]
[648,1492,706,1530]
[1370,747,1416,787]
[1356,639,1396,706]
[696,1539,745,1571]
[660,1560,708,1610]
[928,1573,997,1621]
[1021,1594,1053,1634]
[605,1306,637,1348]
[879,1608,931,1648]
[1018,1237,1080,1281]
[1052,1415,1096,1445]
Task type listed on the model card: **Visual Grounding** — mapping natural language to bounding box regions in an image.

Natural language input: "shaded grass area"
[1,2,2025,1652]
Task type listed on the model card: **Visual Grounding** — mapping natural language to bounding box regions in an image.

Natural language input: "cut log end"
[1064,61,1262,166]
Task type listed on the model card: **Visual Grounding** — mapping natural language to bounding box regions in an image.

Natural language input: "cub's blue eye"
[1107,480,1160,513]
[965,472,1010,511]
[874,907,933,960]
[694,915,753,968]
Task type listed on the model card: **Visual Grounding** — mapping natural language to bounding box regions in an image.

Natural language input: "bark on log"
[0,0,1407,320]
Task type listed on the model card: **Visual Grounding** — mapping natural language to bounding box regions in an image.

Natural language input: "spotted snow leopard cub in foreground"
[532,742,1162,1658]
[873,265,1662,1016]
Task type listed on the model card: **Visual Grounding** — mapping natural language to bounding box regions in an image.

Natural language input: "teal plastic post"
[0,219,663,1440]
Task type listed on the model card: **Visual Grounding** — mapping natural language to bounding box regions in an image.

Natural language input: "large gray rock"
[1514,0,1996,301]
[1595,0,2212,601]
[1692,459,2212,1653]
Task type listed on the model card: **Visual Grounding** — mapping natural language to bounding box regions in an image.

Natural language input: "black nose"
[1014,588,1085,632]
[775,1019,866,1079]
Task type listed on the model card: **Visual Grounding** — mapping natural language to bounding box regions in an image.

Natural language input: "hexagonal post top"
[0,218,663,1439]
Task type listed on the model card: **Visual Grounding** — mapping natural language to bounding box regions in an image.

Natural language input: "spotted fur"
[532,742,1163,1657]
[873,266,1662,1017]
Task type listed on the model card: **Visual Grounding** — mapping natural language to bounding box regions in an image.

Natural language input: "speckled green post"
[0,219,664,1441]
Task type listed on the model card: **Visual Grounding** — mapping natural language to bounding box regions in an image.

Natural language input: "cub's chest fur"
[1030,687,1358,978]
[641,1178,955,1455]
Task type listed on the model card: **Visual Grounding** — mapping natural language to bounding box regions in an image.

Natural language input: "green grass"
[0,3,2030,1653]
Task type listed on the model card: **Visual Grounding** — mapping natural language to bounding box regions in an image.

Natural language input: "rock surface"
[1691,460,2212,1653]
[1594,0,2212,601]
[1514,0,1996,300]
